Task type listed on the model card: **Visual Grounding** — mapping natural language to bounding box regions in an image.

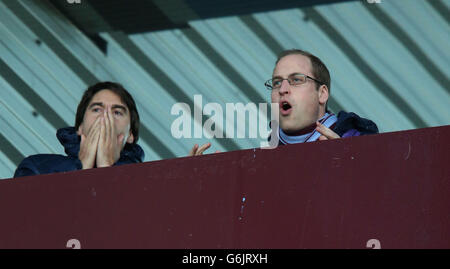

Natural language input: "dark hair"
[276,49,331,111]
[75,82,140,144]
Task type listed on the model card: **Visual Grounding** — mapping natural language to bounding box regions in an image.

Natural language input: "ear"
[126,131,134,144]
[318,85,329,105]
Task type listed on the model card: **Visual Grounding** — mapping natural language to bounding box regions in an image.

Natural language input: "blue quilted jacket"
[14,127,145,178]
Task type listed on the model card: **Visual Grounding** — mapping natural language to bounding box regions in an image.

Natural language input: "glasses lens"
[289,74,307,85]
[272,79,282,89]
[265,80,273,90]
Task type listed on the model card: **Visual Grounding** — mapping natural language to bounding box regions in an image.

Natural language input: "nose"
[278,79,290,95]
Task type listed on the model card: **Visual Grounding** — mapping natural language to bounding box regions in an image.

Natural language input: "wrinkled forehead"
[89,89,128,109]
[273,54,313,77]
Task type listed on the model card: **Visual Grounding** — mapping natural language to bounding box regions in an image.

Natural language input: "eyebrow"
[88,102,103,109]
[112,104,128,113]
[272,72,304,79]
[88,102,128,113]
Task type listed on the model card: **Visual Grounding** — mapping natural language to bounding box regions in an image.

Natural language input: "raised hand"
[189,143,220,156]
[78,116,101,169]
[316,121,340,141]
[96,105,124,167]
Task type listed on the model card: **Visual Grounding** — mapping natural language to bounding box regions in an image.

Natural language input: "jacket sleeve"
[114,155,141,166]
[13,155,83,178]
[113,144,144,166]
[13,157,39,178]
[341,129,362,138]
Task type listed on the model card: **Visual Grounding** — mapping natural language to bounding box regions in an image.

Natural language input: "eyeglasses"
[264,73,324,91]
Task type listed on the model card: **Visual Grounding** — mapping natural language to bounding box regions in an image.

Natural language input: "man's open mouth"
[279,101,292,115]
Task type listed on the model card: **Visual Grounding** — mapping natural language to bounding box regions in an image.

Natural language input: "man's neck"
[278,112,337,145]
[284,122,317,136]
[284,111,326,136]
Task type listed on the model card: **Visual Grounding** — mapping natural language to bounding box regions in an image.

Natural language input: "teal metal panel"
[1,0,449,179]
[0,149,15,179]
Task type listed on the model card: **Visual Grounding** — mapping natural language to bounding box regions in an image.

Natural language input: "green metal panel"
[1,0,449,179]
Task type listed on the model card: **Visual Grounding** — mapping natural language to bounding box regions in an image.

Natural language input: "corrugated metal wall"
[0,0,449,179]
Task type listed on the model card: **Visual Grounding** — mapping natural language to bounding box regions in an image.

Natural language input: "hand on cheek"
[96,106,122,167]
[78,116,102,169]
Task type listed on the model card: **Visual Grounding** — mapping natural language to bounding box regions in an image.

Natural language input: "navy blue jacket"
[332,111,378,137]
[273,111,378,145]
[14,127,145,178]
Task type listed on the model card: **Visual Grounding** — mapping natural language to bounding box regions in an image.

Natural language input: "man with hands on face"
[189,49,378,155]
[78,95,131,169]
[14,82,144,178]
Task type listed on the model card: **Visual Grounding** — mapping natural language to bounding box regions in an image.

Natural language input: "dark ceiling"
[49,0,350,34]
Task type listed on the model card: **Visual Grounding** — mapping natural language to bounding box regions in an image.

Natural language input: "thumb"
[189,144,198,156]
[118,134,125,146]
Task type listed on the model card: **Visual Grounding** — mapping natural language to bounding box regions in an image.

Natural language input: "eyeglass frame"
[264,73,325,91]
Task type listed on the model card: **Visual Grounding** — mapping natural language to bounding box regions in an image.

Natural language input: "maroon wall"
[0,125,449,248]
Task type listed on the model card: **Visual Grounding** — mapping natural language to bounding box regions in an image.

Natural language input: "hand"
[188,143,220,156]
[79,116,101,169]
[316,121,340,141]
[96,106,124,167]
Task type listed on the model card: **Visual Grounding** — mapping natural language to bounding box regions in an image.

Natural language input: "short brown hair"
[75,82,140,144]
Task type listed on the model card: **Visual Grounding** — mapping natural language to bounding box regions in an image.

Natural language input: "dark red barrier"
[0,125,449,248]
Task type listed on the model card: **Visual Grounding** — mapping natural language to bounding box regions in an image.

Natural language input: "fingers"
[96,106,122,167]
[108,105,116,137]
[99,116,105,144]
[87,116,102,137]
[189,143,212,156]
[96,117,107,167]
[104,106,110,142]
[108,106,115,132]
[196,143,211,155]
[79,119,101,170]
[117,133,124,147]
[87,118,102,147]
[107,105,118,146]
[316,121,340,140]
[92,118,103,162]
[97,117,106,163]
[189,144,199,156]
[84,117,102,150]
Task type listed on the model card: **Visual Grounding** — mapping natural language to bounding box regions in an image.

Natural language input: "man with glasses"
[264,49,378,145]
[189,49,378,155]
